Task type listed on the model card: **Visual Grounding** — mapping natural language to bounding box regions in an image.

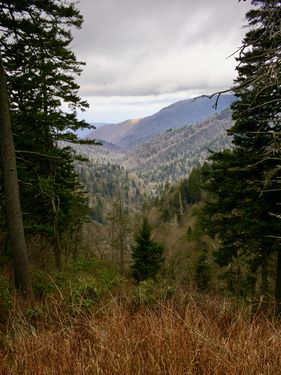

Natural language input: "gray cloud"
[72,0,251,121]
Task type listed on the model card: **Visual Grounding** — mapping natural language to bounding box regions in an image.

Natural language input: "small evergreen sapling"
[131,218,165,282]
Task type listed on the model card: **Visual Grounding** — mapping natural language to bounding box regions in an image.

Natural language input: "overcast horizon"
[72,0,251,125]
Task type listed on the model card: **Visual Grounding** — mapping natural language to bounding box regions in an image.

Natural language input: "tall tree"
[201,0,281,298]
[131,218,165,282]
[0,1,92,268]
[0,51,32,296]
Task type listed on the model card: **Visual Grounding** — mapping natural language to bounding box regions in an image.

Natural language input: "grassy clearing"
[0,289,281,374]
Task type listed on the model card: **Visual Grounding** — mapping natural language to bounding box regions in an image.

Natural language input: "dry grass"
[0,292,281,374]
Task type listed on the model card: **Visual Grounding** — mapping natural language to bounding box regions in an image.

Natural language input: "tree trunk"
[0,52,33,297]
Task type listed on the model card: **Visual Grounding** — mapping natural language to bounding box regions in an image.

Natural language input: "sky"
[72,0,251,125]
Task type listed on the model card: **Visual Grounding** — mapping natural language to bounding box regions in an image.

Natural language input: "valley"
[72,96,233,209]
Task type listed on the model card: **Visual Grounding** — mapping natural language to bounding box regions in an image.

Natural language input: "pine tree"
[0,51,32,296]
[0,1,92,268]
[202,0,281,298]
[201,149,272,296]
[131,218,165,282]
[231,0,281,298]
[188,167,203,203]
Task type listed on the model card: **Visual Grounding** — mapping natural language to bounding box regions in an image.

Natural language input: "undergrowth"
[1,258,281,374]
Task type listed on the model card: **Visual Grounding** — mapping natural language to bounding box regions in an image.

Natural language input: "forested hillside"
[66,141,151,220]
[72,107,233,203]
[125,108,232,184]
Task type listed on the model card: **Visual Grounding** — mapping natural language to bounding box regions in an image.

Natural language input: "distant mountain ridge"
[73,96,234,204]
[87,94,235,147]
[74,107,233,190]
[87,119,140,144]
[124,107,233,184]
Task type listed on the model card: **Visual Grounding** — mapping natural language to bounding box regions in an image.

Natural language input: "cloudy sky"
[72,0,251,124]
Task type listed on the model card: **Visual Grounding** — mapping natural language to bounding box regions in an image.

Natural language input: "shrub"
[133,278,175,306]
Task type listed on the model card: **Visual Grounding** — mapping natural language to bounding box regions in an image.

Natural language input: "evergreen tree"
[131,218,165,282]
[201,0,281,298]
[0,51,32,296]
[201,149,272,296]
[0,1,92,268]
[187,167,203,203]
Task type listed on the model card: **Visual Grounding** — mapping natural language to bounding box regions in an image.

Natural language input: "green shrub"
[65,257,121,311]
[33,271,57,298]
[33,257,121,313]
[133,278,175,306]
[68,278,99,310]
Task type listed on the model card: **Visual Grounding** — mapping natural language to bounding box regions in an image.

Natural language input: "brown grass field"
[0,291,281,375]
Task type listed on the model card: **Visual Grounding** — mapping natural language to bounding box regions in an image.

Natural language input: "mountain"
[87,94,234,147]
[124,107,232,185]
[70,99,234,209]
[86,118,140,144]
[77,122,111,139]
[94,122,113,128]
[72,107,232,193]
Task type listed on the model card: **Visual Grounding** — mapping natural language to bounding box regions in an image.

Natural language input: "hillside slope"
[70,108,233,202]
[87,94,234,147]
[124,108,232,184]
[87,118,140,144]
